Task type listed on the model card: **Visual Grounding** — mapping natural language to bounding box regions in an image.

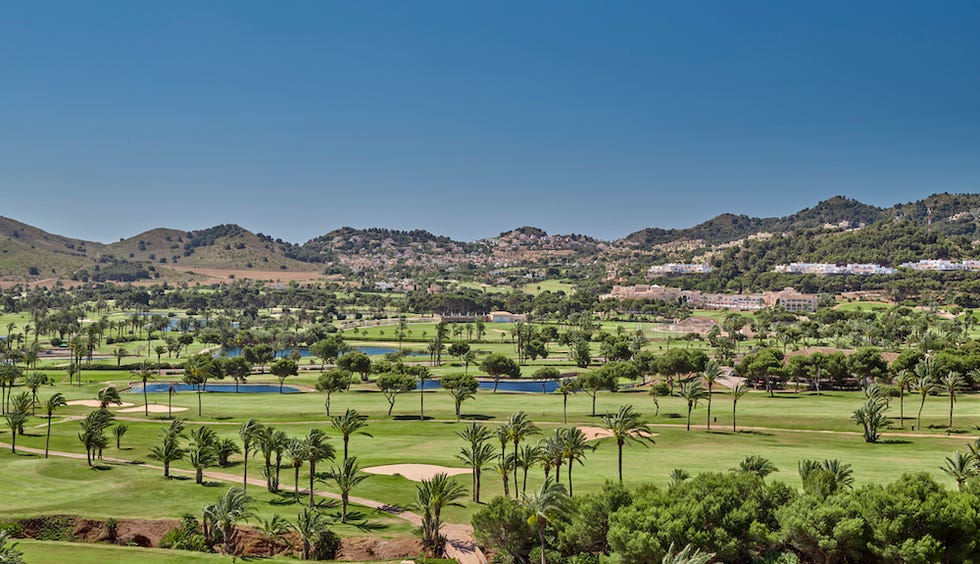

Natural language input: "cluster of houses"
[899,260,980,271]
[603,285,819,312]
[647,263,713,275]
[773,263,898,275]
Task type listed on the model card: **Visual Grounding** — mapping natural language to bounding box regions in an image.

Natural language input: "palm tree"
[522,478,571,564]
[4,411,27,453]
[331,408,370,462]
[558,427,593,496]
[0,530,24,564]
[662,542,716,564]
[940,451,978,490]
[798,458,854,495]
[77,408,113,465]
[456,422,495,502]
[940,371,967,428]
[415,473,468,555]
[257,514,293,557]
[137,363,153,416]
[540,432,564,484]
[294,507,330,560]
[600,404,655,482]
[895,370,915,428]
[206,487,256,554]
[43,392,67,458]
[299,428,335,507]
[97,386,123,409]
[913,361,939,431]
[736,455,778,478]
[851,396,891,443]
[22,372,48,414]
[678,379,708,431]
[556,377,577,424]
[239,418,263,491]
[188,426,218,484]
[701,361,722,430]
[112,422,129,449]
[327,456,369,523]
[507,411,541,491]
[515,443,542,495]
[149,419,187,478]
[495,422,512,494]
[731,383,748,433]
[287,439,306,503]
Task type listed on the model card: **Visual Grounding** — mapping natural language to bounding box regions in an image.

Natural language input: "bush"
[0,522,24,538]
[313,529,341,560]
[159,515,208,552]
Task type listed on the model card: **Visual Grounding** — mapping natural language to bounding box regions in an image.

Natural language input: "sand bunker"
[118,404,188,413]
[67,400,135,408]
[363,464,471,482]
[577,426,657,441]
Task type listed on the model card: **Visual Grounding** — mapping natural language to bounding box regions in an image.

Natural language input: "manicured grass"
[16,539,403,563]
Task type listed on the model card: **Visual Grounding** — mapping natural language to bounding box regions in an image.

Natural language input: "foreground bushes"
[473,471,980,563]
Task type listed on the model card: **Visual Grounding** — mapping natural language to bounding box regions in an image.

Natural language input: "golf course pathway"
[0,442,487,564]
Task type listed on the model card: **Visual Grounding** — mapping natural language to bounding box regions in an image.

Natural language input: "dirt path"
[0,442,486,564]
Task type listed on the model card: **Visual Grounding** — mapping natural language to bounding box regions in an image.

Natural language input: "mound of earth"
[335,535,423,561]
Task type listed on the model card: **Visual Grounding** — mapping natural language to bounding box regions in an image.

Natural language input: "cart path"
[0,441,486,564]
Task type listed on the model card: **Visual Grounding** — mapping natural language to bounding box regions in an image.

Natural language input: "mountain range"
[1,193,978,284]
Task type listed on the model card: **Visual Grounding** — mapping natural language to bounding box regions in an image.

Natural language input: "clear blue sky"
[1,1,978,243]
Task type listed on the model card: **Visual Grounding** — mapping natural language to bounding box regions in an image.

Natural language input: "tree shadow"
[352,519,388,532]
[880,439,912,445]
[213,415,234,421]
[90,464,113,471]
[393,415,433,421]
[459,414,493,421]
[662,413,683,419]
[735,430,775,437]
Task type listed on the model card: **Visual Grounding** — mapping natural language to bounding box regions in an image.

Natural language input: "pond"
[419,378,560,393]
[131,383,301,394]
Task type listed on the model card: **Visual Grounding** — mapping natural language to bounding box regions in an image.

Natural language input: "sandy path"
[118,405,188,413]
[0,442,486,564]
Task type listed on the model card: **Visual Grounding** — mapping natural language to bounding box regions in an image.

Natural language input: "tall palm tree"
[540,432,564,484]
[600,404,655,483]
[331,408,370,462]
[701,361,722,431]
[299,428,335,507]
[415,473,468,555]
[188,426,218,484]
[43,392,67,458]
[558,427,593,497]
[286,439,306,503]
[516,443,542,495]
[138,363,154,416]
[239,418,263,491]
[522,478,571,564]
[112,422,129,449]
[913,360,940,431]
[456,422,495,502]
[507,411,541,491]
[206,487,256,554]
[731,383,748,433]
[77,408,114,465]
[22,372,48,415]
[149,419,187,478]
[679,379,708,431]
[556,377,577,424]
[495,422,512,494]
[327,456,369,523]
[4,411,27,453]
[895,370,915,428]
[940,371,967,428]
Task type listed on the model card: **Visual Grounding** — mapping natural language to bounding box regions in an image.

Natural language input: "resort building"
[648,263,713,275]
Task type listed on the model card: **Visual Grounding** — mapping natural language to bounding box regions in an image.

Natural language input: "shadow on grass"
[90,464,113,471]
[459,414,493,421]
[662,413,683,419]
[393,415,434,421]
[213,415,234,421]
[880,439,912,445]
[736,429,775,437]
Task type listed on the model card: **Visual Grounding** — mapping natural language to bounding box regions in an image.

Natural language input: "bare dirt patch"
[67,400,135,408]
[335,535,423,561]
[362,463,471,482]
[577,425,658,441]
[118,404,187,413]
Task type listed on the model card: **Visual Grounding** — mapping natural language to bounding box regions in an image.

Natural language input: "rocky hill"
[1,193,978,284]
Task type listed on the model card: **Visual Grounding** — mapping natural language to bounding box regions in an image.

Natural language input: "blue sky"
[1,1,978,243]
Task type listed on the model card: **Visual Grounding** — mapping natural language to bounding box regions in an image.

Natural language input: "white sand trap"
[118,404,188,413]
[67,400,135,408]
[578,426,658,441]
[363,463,471,482]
